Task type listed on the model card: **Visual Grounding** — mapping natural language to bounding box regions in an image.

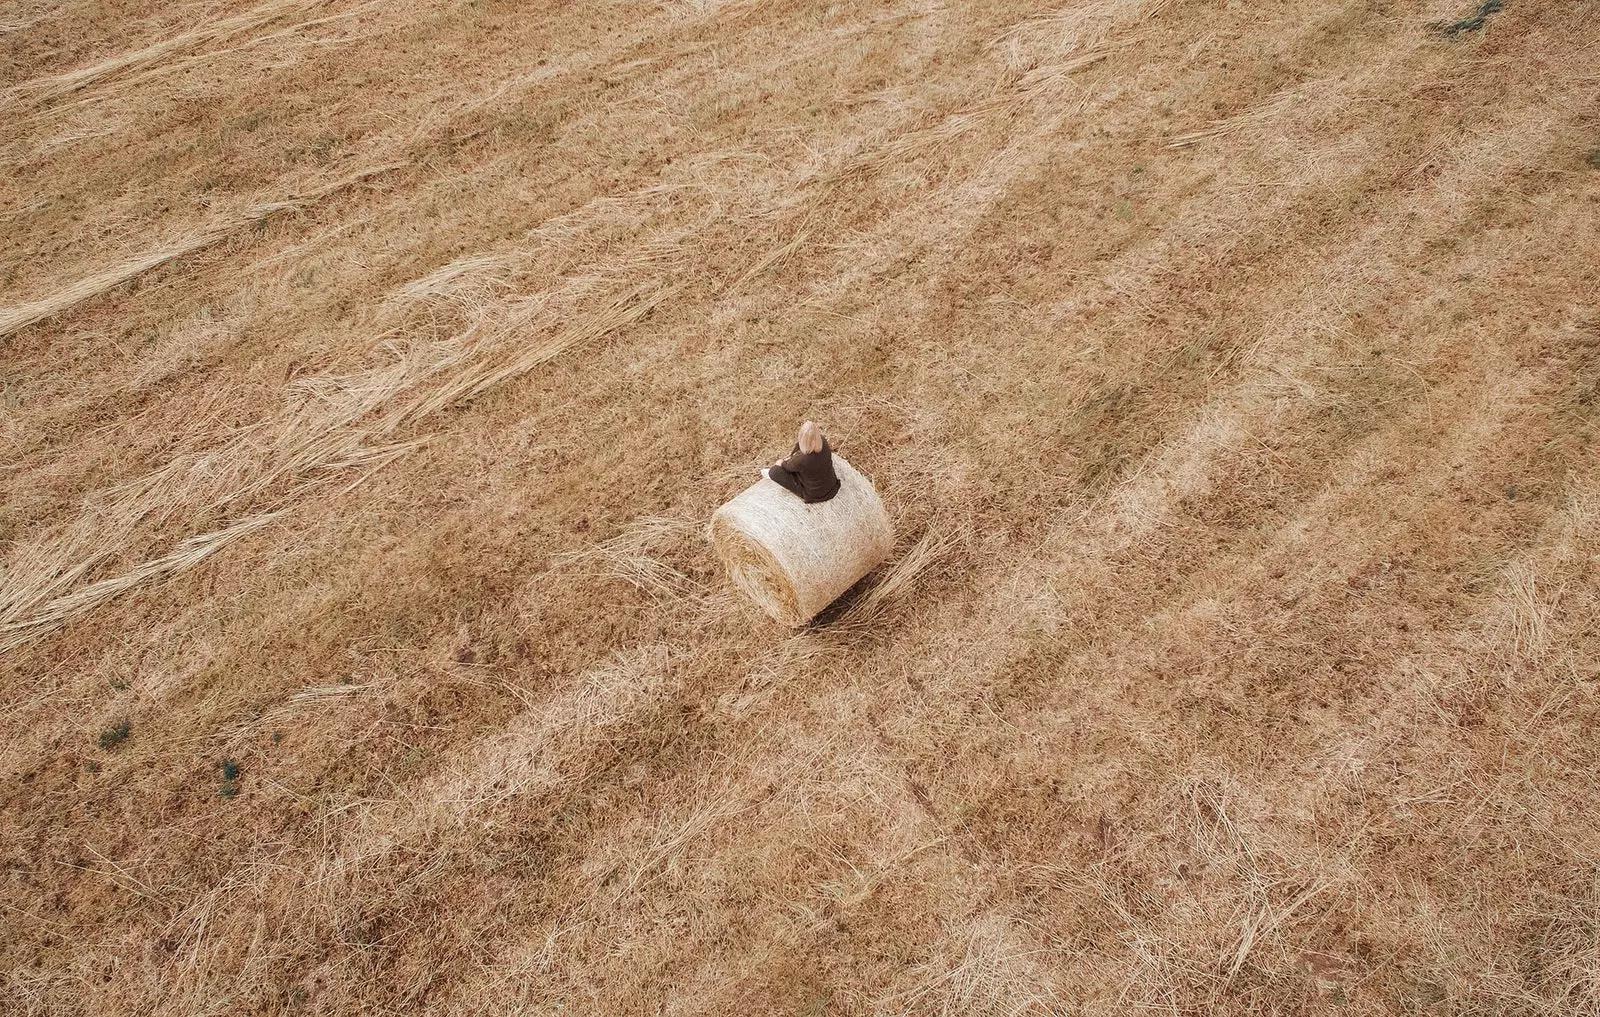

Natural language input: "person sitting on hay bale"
[715,421,890,625]
[762,420,841,503]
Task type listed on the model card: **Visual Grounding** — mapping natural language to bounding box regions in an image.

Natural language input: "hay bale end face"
[708,456,893,625]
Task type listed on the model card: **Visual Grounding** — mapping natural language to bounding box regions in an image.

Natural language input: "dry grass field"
[3,0,1600,1012]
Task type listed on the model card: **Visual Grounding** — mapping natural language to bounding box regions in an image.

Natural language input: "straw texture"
[708,456,893,626]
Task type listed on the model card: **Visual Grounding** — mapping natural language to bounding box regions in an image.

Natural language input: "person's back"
[764,421,841,504]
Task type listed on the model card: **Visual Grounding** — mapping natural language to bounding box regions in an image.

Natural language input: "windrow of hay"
[0,162,403,341]
[0,280,670,653]
[0,154,697,652]
[0,510,282,652]
[1,0,330,108]
[708,456,893,626]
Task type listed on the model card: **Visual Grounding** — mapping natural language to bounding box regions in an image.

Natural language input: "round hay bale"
[708,455,893,626]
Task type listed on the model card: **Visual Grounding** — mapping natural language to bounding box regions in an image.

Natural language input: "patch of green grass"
[98,720,132,750]
[1433,0,1503,37]
[219,758,242,799]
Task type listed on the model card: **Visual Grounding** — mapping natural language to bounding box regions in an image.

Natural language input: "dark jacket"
[768,439,841,503]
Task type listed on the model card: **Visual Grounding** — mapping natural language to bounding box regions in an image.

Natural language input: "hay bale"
[708,455,893,626]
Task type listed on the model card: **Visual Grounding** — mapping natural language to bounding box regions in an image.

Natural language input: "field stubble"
[3,0,1600,1013]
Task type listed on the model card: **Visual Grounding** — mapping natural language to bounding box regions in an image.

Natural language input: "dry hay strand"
[993,0,1162,50]
[0,277,665,656]
[879,916,1068,1017]
[62,0,391,124]
[0,162,403,341]
[1165,90,1303,149]
[374,281,674,430]
[708,456,893,626]
[1,0,326,108]
[722,230,809,295]
[1484,561,1558,661]
[0,511,282,652]
[390,253,515,307]
[837,519,965,629]
[551,516,704,600]
[288,681,373,704]
[802,28,1117,192]
[0,6,58,35]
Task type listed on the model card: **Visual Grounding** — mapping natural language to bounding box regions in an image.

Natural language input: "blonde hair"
[797,420,825,454]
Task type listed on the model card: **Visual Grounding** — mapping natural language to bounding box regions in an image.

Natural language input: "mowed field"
[4,0,1600,1012]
